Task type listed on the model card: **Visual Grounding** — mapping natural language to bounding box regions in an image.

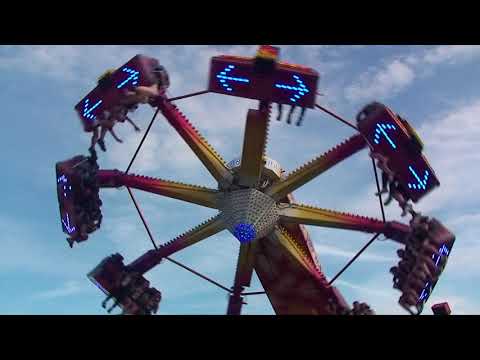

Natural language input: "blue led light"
[233,223,256,243]
[275,74,310,104]
[83,99,103,121]
[407,165,430,191]
[418,282,431,301]
[420,244,451,303]
[216,65,250,92]
[62,213,76,234]
[116,67,140,89]
[433,243,451,267]
[373,123,397,149]
[57,174,72,197]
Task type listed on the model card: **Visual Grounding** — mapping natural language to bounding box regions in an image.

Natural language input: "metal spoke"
[98,171,220,209]
[315,103,359,132]
[237,108,270,187]
[372,157,386,223]
[125,107,160,174]
[126,187,231,293]
[278,203,387,234]
[328,233,380,285]
[226,241,258,315]
[167,90,209,102]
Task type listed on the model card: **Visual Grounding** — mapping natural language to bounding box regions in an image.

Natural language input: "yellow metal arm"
[237,108,270,187]
[266,134,367,200]
[277,203,387,234]
[158,100,234,188]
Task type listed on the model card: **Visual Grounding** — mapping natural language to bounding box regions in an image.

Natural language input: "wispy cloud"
[414,98,480,214]
[420,45,480,66]
[345,59,415,103]
[344,45,480,104]
[314,243,397,263]
[33,281,84,300]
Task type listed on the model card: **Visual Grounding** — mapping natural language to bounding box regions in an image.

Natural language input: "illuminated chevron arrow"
[62,213,76,234]
[419,282,431,301]
[275,74,310,103]
[407,166,429,191]
[433,244,450,266]
[373,123,397,149]
[216,65,250,92]
[83,98,103,121]
[116,67,140,89]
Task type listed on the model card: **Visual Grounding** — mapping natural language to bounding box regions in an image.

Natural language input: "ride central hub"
[219,188,279,243]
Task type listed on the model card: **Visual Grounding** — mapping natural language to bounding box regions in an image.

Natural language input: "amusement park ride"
[55,46,456,315]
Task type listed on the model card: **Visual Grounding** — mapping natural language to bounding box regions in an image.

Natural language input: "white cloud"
[422,45,480,65]
[314,243,397,263]
[344,46,480,105]
[414,99,480,214]
[334,278,406,315]
[345,60,415,103]
[0,45,146,85]
[336,279,393,299]
[33,281,84,300]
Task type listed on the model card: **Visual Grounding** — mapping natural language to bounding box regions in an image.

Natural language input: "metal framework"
[57,48,456,315]
[95,91,411,315]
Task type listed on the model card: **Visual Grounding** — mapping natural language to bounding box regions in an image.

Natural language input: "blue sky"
[1,45,479,315]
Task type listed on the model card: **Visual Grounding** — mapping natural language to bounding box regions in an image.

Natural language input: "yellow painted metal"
[278,203,383,232]
[125,174,221,209]
[162,103,233,187]
[237,109,270,187]
[233,241,258,288]
[265,135,366,200]
[268,226,315,274]
[159,215,225,256]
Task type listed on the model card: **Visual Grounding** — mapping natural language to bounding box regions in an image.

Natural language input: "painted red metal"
[432,302,451,315]
[55,156,86,243]
[74,55,161,132]
[208,55,319,108]
[357,103,440,202]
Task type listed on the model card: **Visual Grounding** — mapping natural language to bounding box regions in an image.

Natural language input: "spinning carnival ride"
[55,46,456,315]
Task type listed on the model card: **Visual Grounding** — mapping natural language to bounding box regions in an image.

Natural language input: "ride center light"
[234,223,256,243]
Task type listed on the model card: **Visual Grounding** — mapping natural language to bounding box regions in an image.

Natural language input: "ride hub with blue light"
[233,223,256,243]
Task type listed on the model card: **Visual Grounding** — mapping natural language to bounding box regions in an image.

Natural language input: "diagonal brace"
[128,215,225,274]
